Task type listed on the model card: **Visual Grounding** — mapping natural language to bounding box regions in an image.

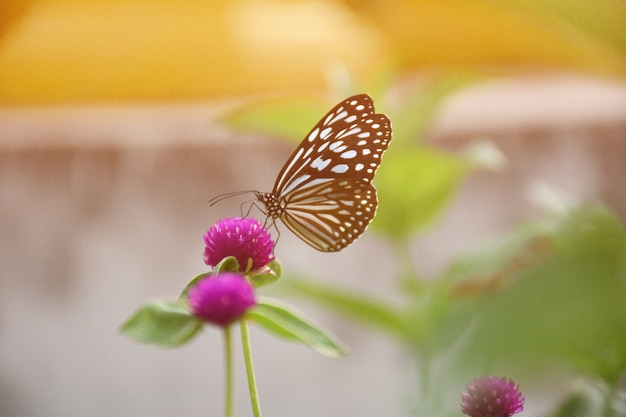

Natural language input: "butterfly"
[212,94,392,252]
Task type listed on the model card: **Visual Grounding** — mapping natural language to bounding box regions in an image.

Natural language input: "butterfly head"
[255,191,281,219]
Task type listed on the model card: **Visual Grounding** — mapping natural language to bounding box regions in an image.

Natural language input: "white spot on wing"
[311,156,331,171]
[338,127,361,139]
[331,110,348,123]
[331,164,349,174]
[308,128,319,142]
[317,141,329,152]
[329,141,343,151]
[341,150,357,159]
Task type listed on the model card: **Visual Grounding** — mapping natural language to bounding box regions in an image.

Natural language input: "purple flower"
[188,273,256,327]
[204,217,274,273]
[461,376,524,417]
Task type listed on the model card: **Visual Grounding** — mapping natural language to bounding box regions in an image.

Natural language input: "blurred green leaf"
[282,279,408,340]
[179,272,211,299]
[214,256,241,274]
[389,73,475,145]
[434,206,626,381]
[221,95,329,143]
[373,146,469,239]
[249,259,282,288]
[248,296,348,357]
[178,257,239,299]
[443,223,548,284]
[120,300,202,347]
[552,388,602,417]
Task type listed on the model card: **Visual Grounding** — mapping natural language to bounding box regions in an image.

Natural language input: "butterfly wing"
[272,94,391,194]
[279,178,378,252]
[269,94,392,252]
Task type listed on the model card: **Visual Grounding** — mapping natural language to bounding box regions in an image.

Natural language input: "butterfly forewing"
[272,94,392,194]
[259,93,392,252]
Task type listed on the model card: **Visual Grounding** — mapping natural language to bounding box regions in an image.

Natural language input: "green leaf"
[178,257,242,298]
[221,95,329,143]
[282,279,408,341]
[214,256,240,274]
[248,297,348,357]
[389,72,474,146]
[179,272,211,299]
[373,146,469,239]
[120,300,203,347]
[433,205,626,380]
[249,259,282,288]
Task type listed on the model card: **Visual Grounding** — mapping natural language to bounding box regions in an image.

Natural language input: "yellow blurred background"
[1,0,626,103]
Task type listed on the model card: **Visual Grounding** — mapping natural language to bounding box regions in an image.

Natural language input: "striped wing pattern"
[257,94,392,252]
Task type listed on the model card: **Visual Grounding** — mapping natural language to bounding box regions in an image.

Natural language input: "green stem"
[240,319,262,417]
[223,326,234,417]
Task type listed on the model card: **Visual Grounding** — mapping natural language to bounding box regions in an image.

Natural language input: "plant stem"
[240,319,262,417]
[223,325,234,417]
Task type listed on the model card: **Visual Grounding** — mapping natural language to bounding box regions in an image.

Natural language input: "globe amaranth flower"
[461,376,525,417]
[204,217,274,273]
[188,273,256,327]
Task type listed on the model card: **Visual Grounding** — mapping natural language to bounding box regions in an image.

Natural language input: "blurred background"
[1,0,626,416]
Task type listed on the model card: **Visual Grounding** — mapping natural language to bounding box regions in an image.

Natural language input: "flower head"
[188,273,256,327]
[461,376,524,417]
[204,217,274,272]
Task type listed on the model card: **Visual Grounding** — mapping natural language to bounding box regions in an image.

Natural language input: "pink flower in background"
[204,217,274,272]
[461,375,524,417]
[188,273,256,327]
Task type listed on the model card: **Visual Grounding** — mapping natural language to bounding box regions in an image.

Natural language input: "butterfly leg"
[240,199,265,219]
[259,217,280,255]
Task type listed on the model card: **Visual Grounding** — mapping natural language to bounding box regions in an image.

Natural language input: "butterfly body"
[255,94,392,252]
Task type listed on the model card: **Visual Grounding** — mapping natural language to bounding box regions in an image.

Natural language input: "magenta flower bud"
[461,376,525,417]
[203,217,275,273]
[188,273,256,327]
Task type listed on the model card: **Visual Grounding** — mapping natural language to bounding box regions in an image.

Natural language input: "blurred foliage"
[223,95,334,143]
[1,0,626,103]
[373,146,468,239]
[284,204,626,416]
[249,296,348,358]
[223,71,626,416]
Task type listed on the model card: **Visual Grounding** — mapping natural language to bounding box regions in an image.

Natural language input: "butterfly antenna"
[209,190,256,207]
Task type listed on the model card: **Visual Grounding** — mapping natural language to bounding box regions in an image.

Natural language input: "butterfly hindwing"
[279,178,378,252]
